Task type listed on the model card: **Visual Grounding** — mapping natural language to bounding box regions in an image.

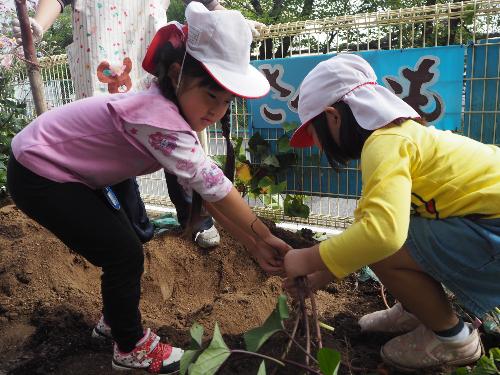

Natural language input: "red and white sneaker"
[112,328,183,374]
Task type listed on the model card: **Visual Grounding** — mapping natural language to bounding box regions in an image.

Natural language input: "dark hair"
[153,42,224,103]
[312,100,426,170]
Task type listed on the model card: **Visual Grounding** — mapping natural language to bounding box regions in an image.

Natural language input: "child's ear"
[167,63,181,88]
[325,106,341,127]
[325,106,342,142]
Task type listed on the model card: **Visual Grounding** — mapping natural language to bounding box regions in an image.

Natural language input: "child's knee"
[102,241,144,278]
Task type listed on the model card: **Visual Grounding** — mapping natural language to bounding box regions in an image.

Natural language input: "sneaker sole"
[380,344,482,373]
[112,360,180,374]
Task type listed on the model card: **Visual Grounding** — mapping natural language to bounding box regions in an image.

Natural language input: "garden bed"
[0,204,497,375]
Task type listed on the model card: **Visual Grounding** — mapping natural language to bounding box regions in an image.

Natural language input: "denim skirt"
[406,216,500,318]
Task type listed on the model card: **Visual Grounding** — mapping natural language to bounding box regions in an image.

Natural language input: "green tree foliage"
[0,62,29,190]
[41,6,73,55]
[28,0,477,58]
[167,0,187,23]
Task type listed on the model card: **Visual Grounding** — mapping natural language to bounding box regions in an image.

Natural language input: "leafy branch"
[453,348,500,375]
[180,293,341,375]
[221,122,309,219]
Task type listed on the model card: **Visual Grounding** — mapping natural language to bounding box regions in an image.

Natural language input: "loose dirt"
[0,203,497,375]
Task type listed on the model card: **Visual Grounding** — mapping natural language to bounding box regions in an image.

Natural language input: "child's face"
[177,77,234,132]
[307,106,341,149]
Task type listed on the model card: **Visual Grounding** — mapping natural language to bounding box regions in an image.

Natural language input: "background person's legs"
[164,170,219,247]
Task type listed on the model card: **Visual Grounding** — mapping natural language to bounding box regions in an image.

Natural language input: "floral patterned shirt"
[124,122,233,202]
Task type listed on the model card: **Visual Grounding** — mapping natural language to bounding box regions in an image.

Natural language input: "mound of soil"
[0,204,497,375]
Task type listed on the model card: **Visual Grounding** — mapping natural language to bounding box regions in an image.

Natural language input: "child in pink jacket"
[8,4,288,373]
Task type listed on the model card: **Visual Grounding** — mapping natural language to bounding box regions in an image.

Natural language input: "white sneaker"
[358,302,420,333]
[194,225,220,248]
[91,315,112,340]
[381,323,482,371]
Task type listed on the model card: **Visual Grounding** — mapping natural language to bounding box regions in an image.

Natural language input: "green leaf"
[257,360,267,375]
[180,349,200,375]
[284,195,310,219]
[190,323,231,375]
[190,322,204,348]
[262,155,280,168]
[276,294,289,319]
[248,132,269,156]
[474,353,499,374]
[281,122,299,133]
[317,348,341,375]
[489,347,500,361]
[244,295,289,352]
[269,181,287,195]
[258,176,274,188]
[277,135,291,153]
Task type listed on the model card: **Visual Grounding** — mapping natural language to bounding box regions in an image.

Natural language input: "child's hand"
[284,245,325,279]
[12,17,43,45]
[253,235,291,276]
[282,270,334,299]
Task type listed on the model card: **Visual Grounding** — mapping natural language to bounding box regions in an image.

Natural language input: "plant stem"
[283,329,318,365]
[308,283,323,349]
[230,349,285,367]
[380,282,391,309]
[297,277,311,367]
[284,313,301,358]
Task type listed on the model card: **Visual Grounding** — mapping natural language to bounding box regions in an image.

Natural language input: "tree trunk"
[15,0,47,116]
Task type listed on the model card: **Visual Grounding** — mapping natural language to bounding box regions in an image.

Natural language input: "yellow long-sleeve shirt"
[319,120,500,279]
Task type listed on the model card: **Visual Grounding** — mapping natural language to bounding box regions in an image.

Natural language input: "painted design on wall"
[384,57,444,122]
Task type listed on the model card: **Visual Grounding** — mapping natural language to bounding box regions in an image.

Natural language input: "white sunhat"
[143,2,270,99]
[290,54,419,147]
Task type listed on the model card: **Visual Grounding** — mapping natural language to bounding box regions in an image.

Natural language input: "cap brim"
[142,23,186,75]
[201,62,270,99]
[289,120,314,148]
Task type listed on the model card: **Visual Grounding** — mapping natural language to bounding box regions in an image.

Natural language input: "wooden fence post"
[14,0,47,116]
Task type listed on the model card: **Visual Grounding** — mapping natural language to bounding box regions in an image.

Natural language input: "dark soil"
[0,204,498,375]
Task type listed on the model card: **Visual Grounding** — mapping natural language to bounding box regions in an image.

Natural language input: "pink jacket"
[12,85,198,189]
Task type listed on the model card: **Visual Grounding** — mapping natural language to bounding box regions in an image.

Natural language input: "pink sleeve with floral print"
[124,122,232,202]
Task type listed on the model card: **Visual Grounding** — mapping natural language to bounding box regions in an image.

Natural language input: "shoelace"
[147,341,173,374]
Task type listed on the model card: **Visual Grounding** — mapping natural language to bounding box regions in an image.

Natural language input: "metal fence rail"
[12,0,500,229]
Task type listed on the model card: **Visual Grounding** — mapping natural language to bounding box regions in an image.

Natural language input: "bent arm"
[210,187,272,241]
[34,0,66,32]
[204,200,256,249]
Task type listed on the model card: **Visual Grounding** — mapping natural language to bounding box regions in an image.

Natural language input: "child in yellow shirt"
[284,53,500,371]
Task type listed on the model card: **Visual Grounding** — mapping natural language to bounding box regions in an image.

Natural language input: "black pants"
[7,155,144,352]
[112,178,154,243]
